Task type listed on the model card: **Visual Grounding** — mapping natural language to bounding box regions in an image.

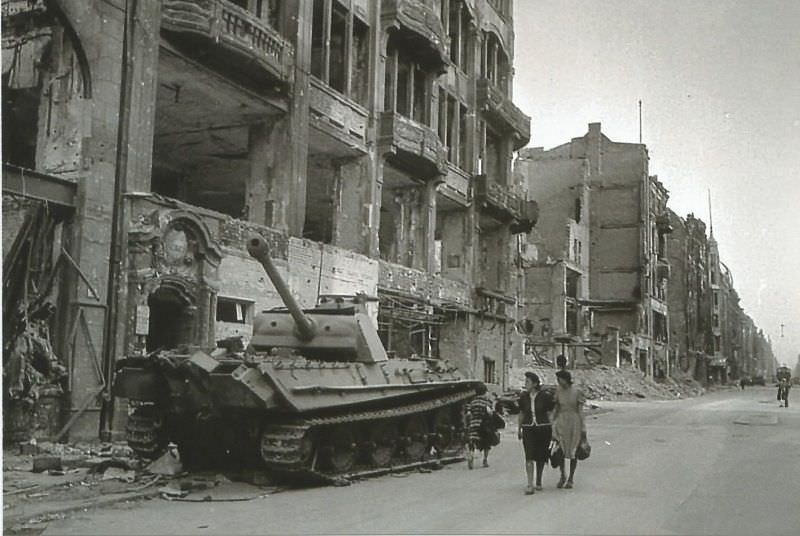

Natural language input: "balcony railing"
[379,112,448,177]
[161,0,294,87]
[382,0,448,72]
[474,175,538,232]
[477,78,531,149]
[308,77,369,154]
[2,0,46,18]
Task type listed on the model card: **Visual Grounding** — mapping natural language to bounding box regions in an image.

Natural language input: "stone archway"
[145,282,196,352]
[126,205,222,354]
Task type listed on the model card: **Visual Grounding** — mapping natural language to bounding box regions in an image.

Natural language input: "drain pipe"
[99,0,137,440]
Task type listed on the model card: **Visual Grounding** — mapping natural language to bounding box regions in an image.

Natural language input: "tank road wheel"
[402,416,429,462]
[433,407,457,453]
[367,420,398,467]
[322,426,357,474]
[126,406,167,459]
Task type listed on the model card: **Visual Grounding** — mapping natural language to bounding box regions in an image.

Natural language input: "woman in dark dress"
[518,371,555,495]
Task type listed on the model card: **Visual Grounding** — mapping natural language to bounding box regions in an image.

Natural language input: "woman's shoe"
[557,476,566,489]
[525,486,535,495]
[565,480,574,489]
[535,485,543,491]
[483,460,489,468]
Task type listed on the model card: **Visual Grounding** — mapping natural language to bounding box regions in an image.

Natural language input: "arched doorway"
[146,286,193,352]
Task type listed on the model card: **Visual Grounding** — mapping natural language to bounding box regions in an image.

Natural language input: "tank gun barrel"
[247,235,316,341]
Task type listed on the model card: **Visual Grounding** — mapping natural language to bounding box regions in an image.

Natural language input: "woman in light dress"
[552,369,586,489]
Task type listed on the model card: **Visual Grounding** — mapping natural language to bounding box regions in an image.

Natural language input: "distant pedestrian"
[518,371,555,495]
[552,370,586,489]
[739,378,746,390]
[466,384,501,469]
[778,379,790,408]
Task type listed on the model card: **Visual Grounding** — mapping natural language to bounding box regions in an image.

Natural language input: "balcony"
[2,0,46,19]
[161,0,294,89]
[308,77,369,155]
[382,0,448,72]
[477,78,531,149]
[474,175,538,232]
[378,261,471,308]
[378,112,448,178]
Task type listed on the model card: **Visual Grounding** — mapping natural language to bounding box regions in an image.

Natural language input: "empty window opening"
[351,16,370,105]
[484,126,505,184]
[574,197,582,223]
[303,155,337,244]
[385,36,431,125]
[458,103,469,170]
[482,31,509,93]
[566,270,579,299]
[566,301,579,336]
[216,297,252,324]
[311,0,370,103]
[446,95,457,161]
[484,358,496,384]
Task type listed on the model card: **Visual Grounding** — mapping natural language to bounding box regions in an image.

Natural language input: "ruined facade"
[665,214,777,385]
[514,143,592,367]
[666,212,711,382]
[2,0,533,440]
[514,124,671,377]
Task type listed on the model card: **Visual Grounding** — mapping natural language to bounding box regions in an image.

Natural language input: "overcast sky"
[513,0,800,367]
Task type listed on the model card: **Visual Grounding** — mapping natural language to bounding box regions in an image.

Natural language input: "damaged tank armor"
[113,235,483,483]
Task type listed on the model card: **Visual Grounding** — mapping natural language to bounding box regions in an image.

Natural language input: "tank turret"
[246,234,387,362]
[247,235,316,341]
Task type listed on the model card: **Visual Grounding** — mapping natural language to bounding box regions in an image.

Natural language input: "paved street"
[40,387,800,535]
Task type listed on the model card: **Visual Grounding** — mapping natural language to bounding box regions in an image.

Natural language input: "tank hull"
[114,349,481,480]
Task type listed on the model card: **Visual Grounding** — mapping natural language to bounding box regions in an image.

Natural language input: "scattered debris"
[146,447,183,476]
[101,467,137,483]
[32,456,62,473]
[158,484,189,499]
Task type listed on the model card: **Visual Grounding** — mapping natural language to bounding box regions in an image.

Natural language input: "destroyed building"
[2,0,534,441]
[667,213,777,384]
[514,123,672,377]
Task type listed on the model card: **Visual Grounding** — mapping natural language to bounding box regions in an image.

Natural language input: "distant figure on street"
[552,370,586,489]
[518,371,555,495]
[778,379,791,408]
[466,383,501,469]
[739,377,746,390]
[556,354,568,370]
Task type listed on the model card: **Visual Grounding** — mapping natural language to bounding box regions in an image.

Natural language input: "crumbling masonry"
[2,0,533,441]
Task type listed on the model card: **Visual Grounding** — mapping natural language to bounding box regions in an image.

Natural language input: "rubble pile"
[508,365,705,401]
[3,439,278,531]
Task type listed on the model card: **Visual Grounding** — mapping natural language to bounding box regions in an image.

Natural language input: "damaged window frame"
[311,0,371,106]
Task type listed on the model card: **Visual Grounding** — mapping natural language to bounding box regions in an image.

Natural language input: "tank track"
[260,391,473,483]
[126,407,167,459]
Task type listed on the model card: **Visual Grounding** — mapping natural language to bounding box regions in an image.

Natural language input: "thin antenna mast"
[638,100,642,144]
[708,189,714,237]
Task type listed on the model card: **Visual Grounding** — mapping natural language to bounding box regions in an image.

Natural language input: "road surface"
[39,387,800,535]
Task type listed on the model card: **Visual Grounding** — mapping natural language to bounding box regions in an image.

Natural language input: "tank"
[114,234,483,482]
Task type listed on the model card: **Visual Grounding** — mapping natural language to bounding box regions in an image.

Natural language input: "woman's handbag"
[549,441,564,468]
[576,433,591,461]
